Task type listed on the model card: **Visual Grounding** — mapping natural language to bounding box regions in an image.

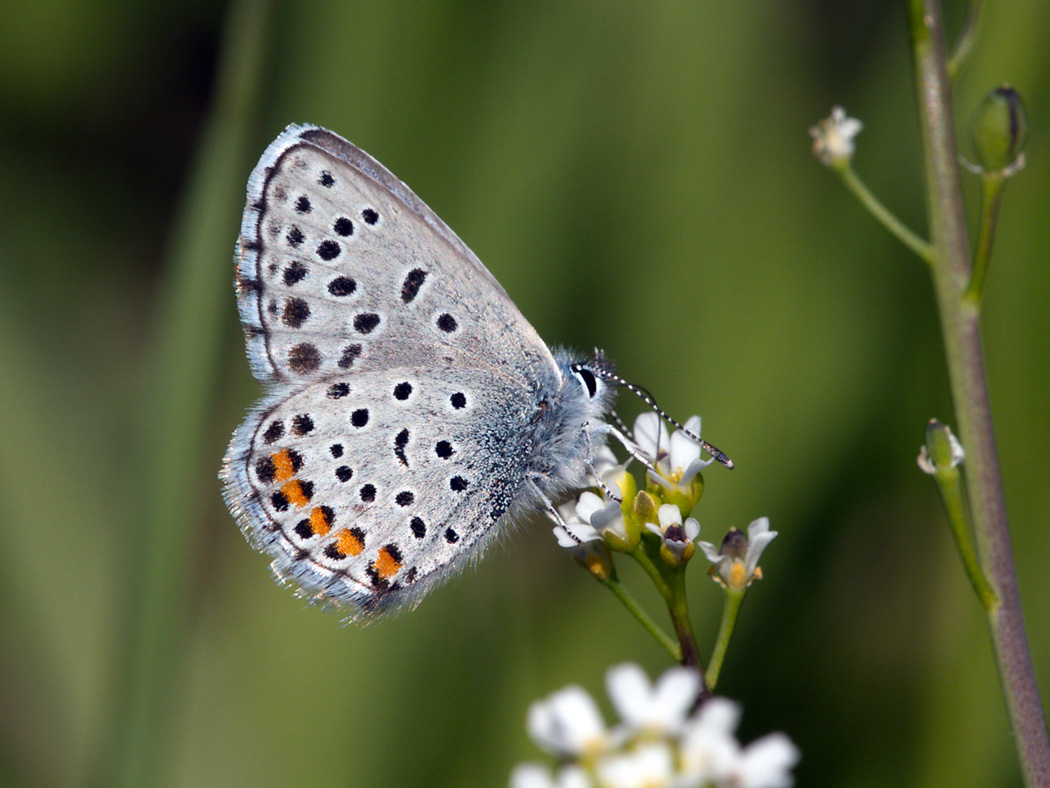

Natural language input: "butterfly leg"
[588,464,622,503]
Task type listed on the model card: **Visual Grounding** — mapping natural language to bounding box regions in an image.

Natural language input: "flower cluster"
[511,663,799,788]
[551,412,775,581]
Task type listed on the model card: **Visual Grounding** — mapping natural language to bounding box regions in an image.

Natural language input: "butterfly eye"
[571,365,599,399]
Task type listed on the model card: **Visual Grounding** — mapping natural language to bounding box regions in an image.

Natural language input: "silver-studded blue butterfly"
[222,125,617,618]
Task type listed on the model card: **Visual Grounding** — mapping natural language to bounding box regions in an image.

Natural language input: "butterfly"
[221,125,621,619]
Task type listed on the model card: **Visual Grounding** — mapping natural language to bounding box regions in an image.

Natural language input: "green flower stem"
[668,568,703,675]
[629,543,674,601]
[834,161,934,264]
[705,588,744,691]
[600,575,682,662]
[908,2,1050,785]
[946,0,981,81]
[964,171,1006,305]
[628,545,705,679]
[931,466,996,608]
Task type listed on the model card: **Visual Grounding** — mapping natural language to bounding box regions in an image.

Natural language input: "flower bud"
[632,490,660,526]
[971,85,1028,172]
[578,542,615,581]
[917,419,964,475]
[608,467,637,510]
[809,107,863,167]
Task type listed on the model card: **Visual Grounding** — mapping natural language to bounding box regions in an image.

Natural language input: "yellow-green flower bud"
[632,490,660,526]
[609,468,637,513]
[971,85,1028,172]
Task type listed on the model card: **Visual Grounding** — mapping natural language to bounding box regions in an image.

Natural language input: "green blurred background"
[1,1,1047,786]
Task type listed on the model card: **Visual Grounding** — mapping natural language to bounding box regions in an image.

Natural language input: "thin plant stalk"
[907,2,1050,785]
[601,576,682,662]
[705,589,744,691]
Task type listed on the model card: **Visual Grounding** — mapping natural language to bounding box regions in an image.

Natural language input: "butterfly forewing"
[235,125,556,385]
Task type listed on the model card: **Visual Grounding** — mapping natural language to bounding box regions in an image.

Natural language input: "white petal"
[650,666,701,729]
[669,427,702,473]
[591,445,621,478]
[553,766,592,788]
[575,491,606,521]
[606,663,651,725]
[527,686,607,757]
[734,733,800,788]
[645,522,663,538]
[509,764,593,788]
[510,763,558,788]
[595,742,675,788]
[680,699,743,779]
[604,468,633,501]
[554,524,601,548]
[590,501,627,540]
[657,504,683,530]
[916,446,936,474]
[744,519,778,576]
[947,429,966,466]
[692,697,742,735]
[683,518,701,541]
[698,541,722,563]
[646,468,675,492]
[746,517,770,539]
[553,526,578,548]
[678,456,713,484]
[633,412,669,461]
[557,500,580,523]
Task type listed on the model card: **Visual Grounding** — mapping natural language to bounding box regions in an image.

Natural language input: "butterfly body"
[222,125,612,617]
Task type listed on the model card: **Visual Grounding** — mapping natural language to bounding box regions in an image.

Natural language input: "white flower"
[551,497,618,579]
[679,698,744,782]
[527,685,611,758]
[699,518,777,590]
[680,698,799,788]
[644,504,700,565]
[510,763,592,788]
[809,106,863,165]
[633,413,712,494]
[553,499,602,547]
[595,742,676,788]
[577,491,630,543]
[606,662,701,737]
[514,667,799,788]
[729,733,800,788]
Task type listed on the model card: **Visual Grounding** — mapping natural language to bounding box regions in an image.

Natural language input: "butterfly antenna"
[598,370,734,469]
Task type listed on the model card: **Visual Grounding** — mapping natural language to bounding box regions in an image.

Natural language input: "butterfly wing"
[233,124,557,385]
[224,125,561,616]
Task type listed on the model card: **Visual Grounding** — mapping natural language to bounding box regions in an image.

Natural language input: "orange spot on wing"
[272,449,296,482]
[309,507,331,536]
[281,479,310,508]
[335,529,363,556]
[374,547,402,579]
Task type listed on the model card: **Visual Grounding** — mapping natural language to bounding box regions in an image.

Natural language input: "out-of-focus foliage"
[1,2,1047,787]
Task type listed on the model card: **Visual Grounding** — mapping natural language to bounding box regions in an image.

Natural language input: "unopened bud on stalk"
[971,85,1028,173]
